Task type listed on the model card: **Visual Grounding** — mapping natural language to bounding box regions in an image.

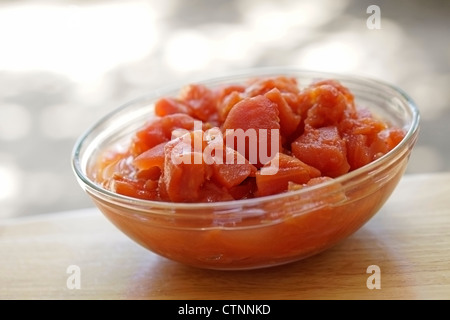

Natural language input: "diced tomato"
[304,84,349,128]
[339,108,405,167]
[160,113,201,136]
[110,175,158,200]
[256,153,321,196]
[344,134,372,170]
[161,150,207,202]
[133,142,166,171]
[197,182,235,202]
[370,127,405,160]
[245,76,300,97]
[178,84,218,122]
[131,119,166,155]
[217,91,243,123]
[383,127,405,151]
[94,76,404,204]
[131,113,202,156]
[216,84,246,104]
[292,126,350,178]
[223,95,280,167]
[154,97,190,117]
[135,167,162,181]
[265,88,301,137]
[211,147,257,189]
[311,79,355,107]
[228,178,257,200]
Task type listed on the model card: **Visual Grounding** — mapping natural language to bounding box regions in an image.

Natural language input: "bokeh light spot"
[0,104,32,141]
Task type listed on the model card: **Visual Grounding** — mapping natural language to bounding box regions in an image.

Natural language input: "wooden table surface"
[1,173,449,300]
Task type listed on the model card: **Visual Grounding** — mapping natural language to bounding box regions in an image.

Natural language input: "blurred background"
[0,0,449,219]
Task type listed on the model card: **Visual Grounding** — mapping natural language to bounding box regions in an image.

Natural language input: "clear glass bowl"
[72,68,420,270]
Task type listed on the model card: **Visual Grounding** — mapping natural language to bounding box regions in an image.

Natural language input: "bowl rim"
[71,67,420,211]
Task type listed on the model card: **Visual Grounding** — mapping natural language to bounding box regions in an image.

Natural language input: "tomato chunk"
[179,84,218,122]
[133,142,166,171]
[131,113,200,155]
[93,76,405,203]
[211,147,257,189]
[292,126,350,178]
[256,153,321,196]
[223,95,280,167]
[265,88,301,137]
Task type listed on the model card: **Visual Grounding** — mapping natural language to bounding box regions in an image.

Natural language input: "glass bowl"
[72,68,420,270]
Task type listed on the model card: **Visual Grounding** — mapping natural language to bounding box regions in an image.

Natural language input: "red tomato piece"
[179,84,218,122]
[154,97,191,117]
[223,95,280,167]
[256,153,321,197]
[211,147,257,189]
[265,88,301,137]
[292,126,350,178]
[133,142,166,171]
